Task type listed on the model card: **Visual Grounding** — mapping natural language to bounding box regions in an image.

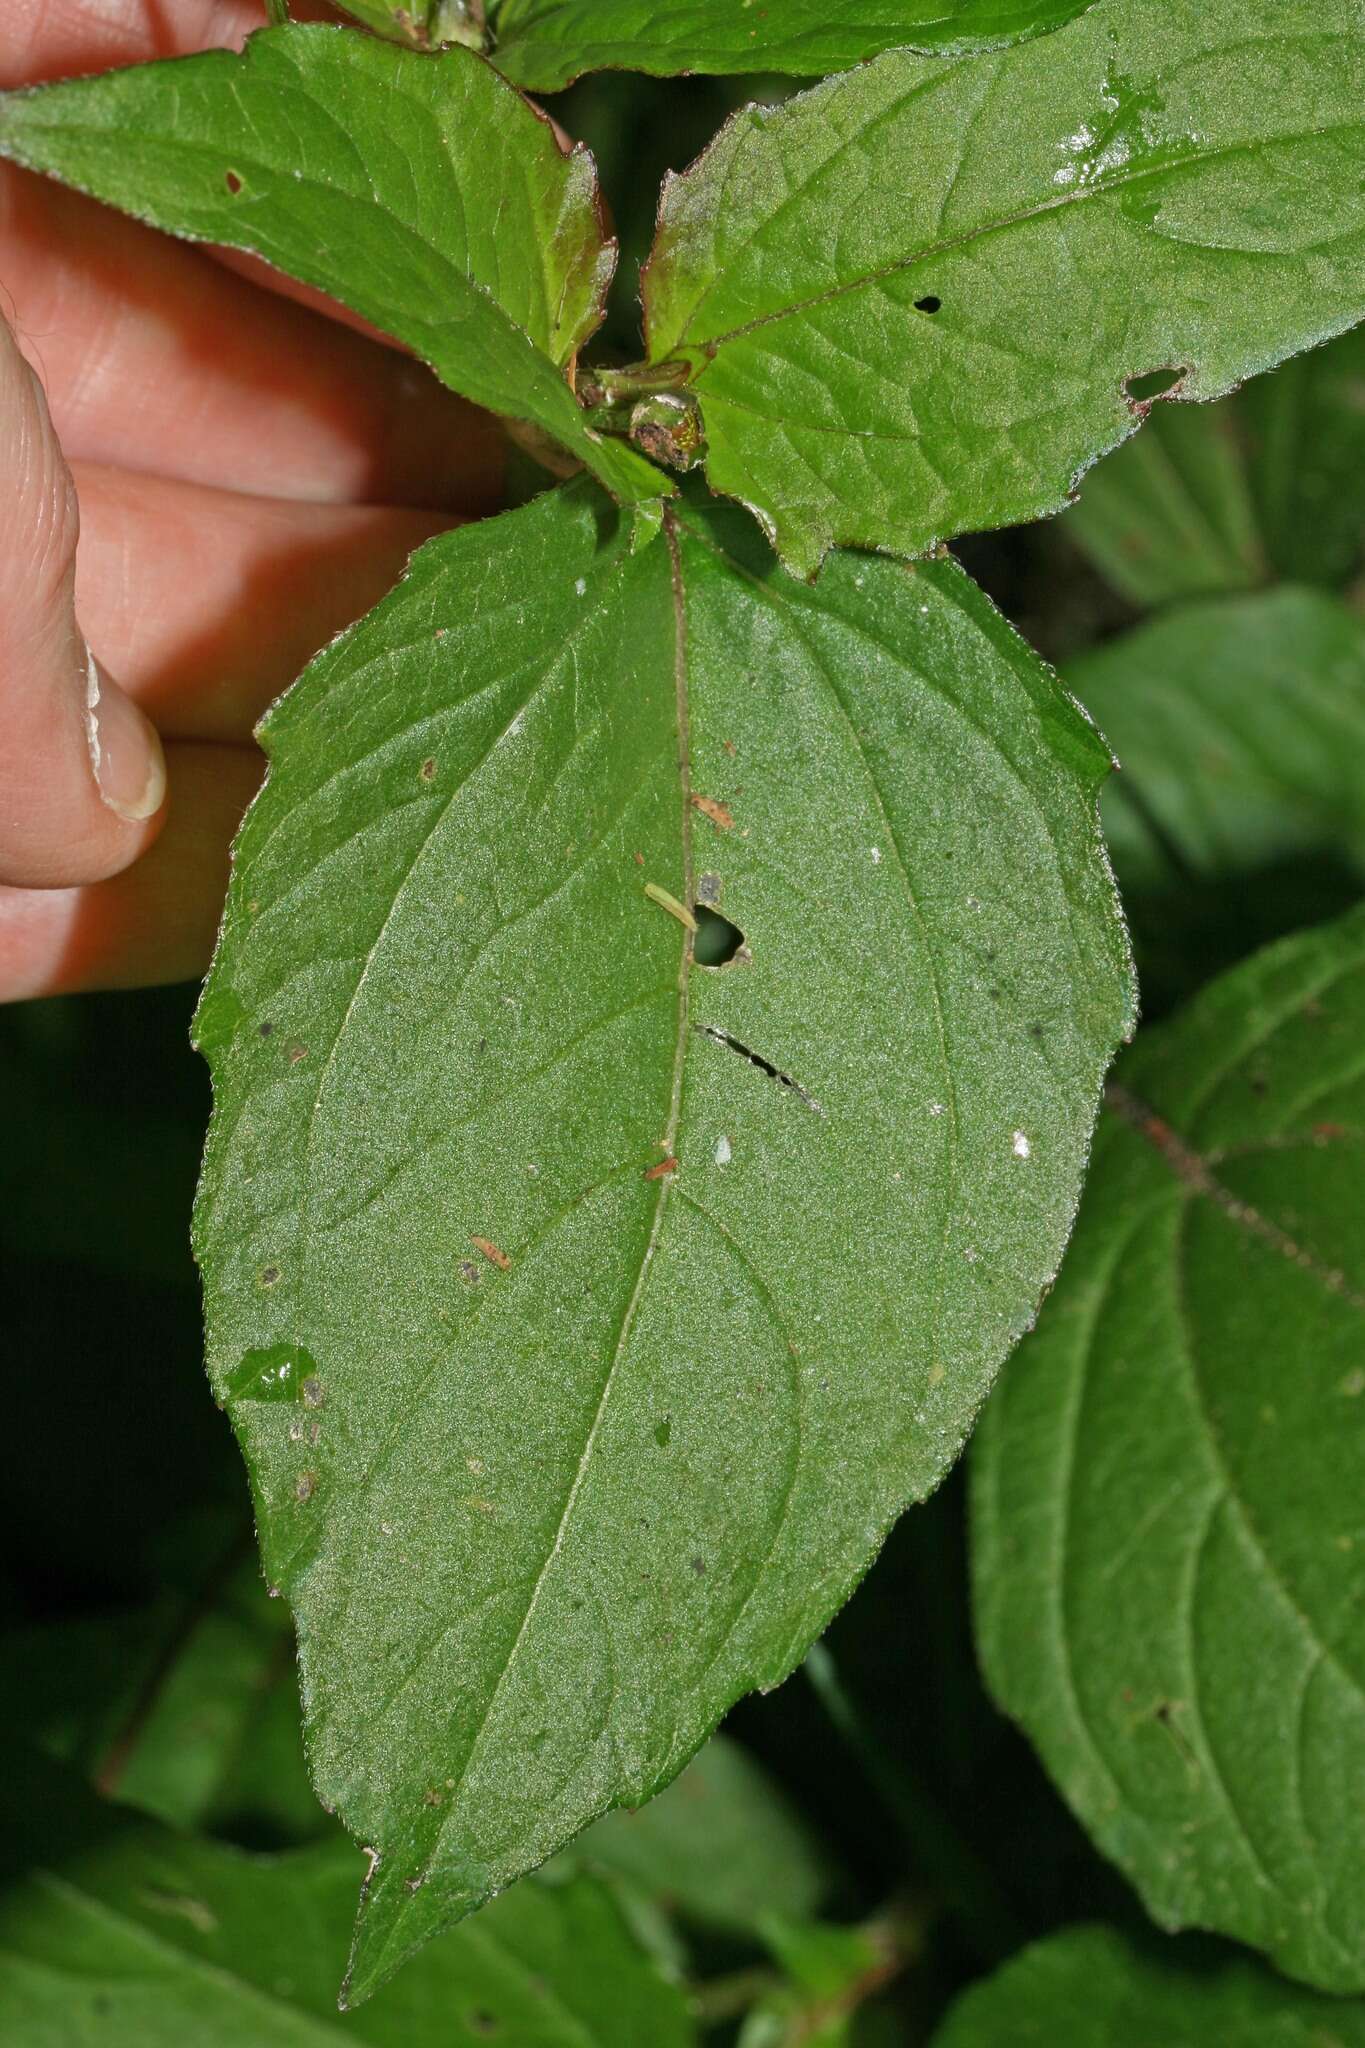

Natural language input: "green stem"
[803,1641,1023,1964]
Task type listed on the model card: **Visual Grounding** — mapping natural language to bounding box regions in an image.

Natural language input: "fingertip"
[85,648,168,827]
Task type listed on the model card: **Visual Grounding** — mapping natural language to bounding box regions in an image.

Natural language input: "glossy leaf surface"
[642,0,1365,573]
[485,0,1095,92]
[0,1757,692,2047]
[192,479,1130,1998]
[934,1925,1365,2046]
[972,909,1365,1989]
[0,25,661,504]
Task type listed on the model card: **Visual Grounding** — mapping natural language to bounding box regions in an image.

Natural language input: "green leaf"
[1062,327,1365,607]
[0,1555,322,1848]
[0,25,662,506]
[641,0,1365,574]
[485,0,1096,93]
[1069,587,1365,1006]
[0,1754,694,2046]
[933,1925,1365,2047]
[971,907,1365,1991]
[1073,587,1365,895]
[1062,399,1266,609]
[1244,325,1365,591]
[552,1734,835,1934]
[191,478,1131,1999]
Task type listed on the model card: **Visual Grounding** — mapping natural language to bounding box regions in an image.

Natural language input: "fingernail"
[83,645,166,823]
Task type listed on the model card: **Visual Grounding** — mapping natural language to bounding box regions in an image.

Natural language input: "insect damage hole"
[1124,364,1188,406]
[693,905,745,967]
[914,294,942,313]
[697,1025,823,1113]
[224,169,244,194]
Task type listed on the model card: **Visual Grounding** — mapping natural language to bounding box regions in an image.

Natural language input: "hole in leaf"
[225,169,243,194]
[697,1025,822,1113]
[914,294,942,313]
[693,905,744,967]
[1125,364,1187,403]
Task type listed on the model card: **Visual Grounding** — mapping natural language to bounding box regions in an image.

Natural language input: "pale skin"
[0,0,505,1000]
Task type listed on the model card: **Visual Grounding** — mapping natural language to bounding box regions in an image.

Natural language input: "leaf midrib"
[415,509,696,1882]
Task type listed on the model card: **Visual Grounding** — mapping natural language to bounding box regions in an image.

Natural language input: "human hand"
[0,0,503,1001]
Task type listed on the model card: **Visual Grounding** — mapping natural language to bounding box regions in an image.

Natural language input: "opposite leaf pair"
[5,2,1363,573]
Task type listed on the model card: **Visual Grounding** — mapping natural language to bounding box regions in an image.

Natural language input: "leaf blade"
[486,0,1097,91]
[642,0,1365,573]
[971,908,1365,1990]
[0,1753,694,2047]
[193,480,1131,1999]
[0,26,662,504]
[933,1924,1365,2046]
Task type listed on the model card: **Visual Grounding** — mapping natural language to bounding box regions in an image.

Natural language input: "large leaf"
[933,1925,1365,2047]
[484,0,1096,93]
[0,1756,693,2047]
[641,0,1365,574]
[971,908,1365,1990]
[0,25,661,505]
[191,479,1131,1998]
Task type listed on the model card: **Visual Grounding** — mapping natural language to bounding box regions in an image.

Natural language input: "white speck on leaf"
[870,846,882,864]
[714,1134,732,1167]
[1012,1131,1032,1159]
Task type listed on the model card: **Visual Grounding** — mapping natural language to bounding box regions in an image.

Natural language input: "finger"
[0,165,505,511]
[0,321,166,888]
[2,2,344,90]
[0,742,261,1000]
[71,462,455,743]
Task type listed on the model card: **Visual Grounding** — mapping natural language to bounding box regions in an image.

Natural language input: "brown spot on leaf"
[470,1235,510,1271]
[690,793,734,831]
[644,1157,679,1182]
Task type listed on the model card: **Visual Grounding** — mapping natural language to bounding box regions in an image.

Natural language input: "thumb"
[0,317,166,888]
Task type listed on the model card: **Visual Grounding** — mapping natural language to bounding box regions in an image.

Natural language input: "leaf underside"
[642,0,1365,573]
[971,907,1365,1991]
[933,1924,1365,2047]
[0,26,662,505]
[485,0,1097,91]
[192,478,1131,1998]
